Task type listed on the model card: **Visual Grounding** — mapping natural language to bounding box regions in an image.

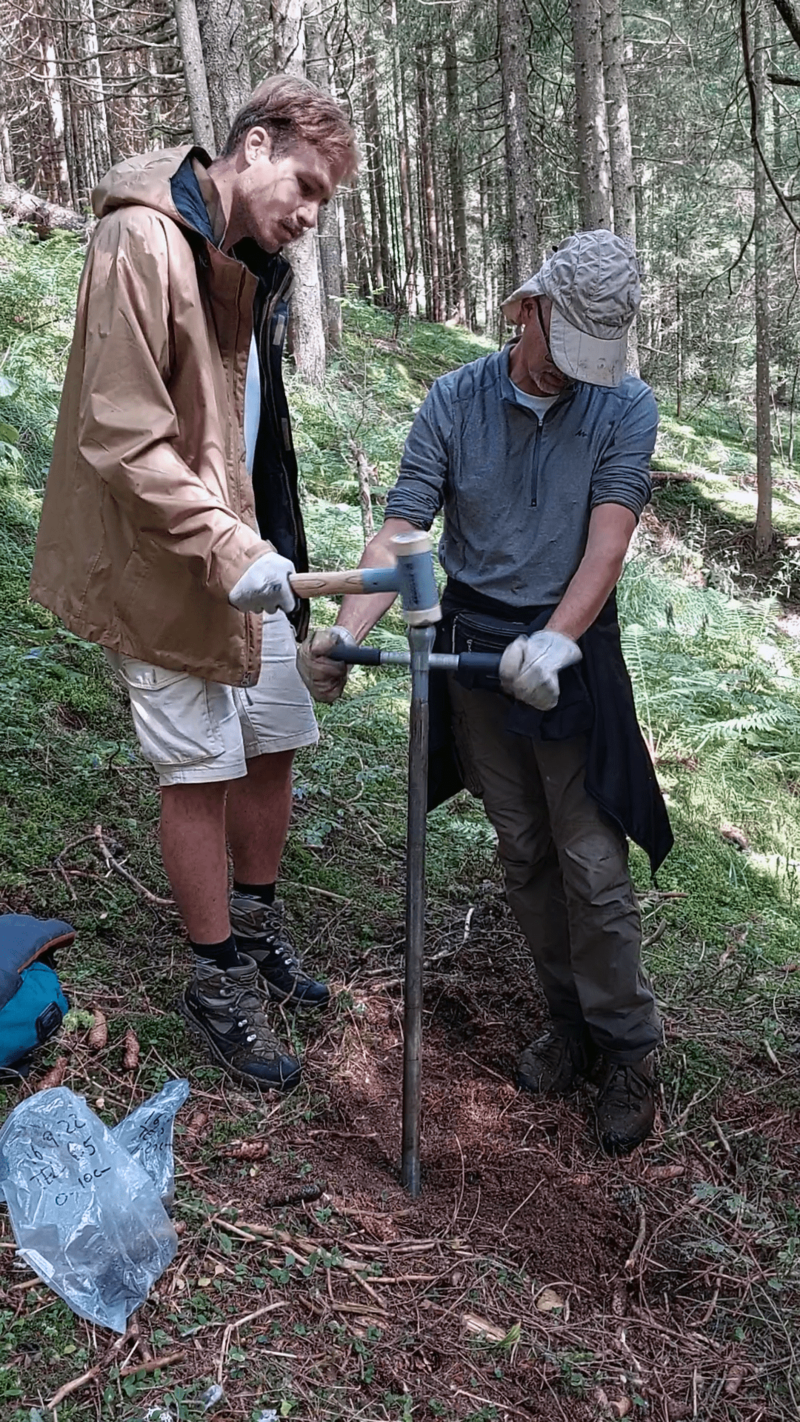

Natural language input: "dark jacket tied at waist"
[427,578,673,876]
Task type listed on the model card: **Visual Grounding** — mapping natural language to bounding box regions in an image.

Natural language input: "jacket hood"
[92,145,211,225]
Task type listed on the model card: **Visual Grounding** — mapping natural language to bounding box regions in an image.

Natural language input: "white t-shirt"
[512,384,559,423]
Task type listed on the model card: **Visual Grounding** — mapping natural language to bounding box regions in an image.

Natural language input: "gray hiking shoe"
[517,1029,597,1096]
[179,955,301,1092]
[595,1054,657,1155]
[229,894,330,1010]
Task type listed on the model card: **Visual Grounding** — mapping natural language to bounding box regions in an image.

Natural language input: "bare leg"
[226,750,295,884]
[160,781,230,943]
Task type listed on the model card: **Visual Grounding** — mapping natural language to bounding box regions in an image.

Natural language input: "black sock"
[191,933,241,971]
[233,880,276,907]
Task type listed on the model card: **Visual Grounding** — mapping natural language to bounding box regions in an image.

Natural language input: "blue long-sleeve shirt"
[385,344,658,609]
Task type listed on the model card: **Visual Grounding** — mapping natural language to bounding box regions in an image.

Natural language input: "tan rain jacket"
[30,147,278,687]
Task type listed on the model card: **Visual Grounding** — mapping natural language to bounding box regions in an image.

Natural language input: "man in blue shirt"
[298,231,672,1154]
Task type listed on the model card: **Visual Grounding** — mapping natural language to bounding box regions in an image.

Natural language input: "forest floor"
[0,239,799,1422]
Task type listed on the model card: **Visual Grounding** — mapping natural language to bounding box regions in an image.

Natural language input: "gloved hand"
[499,629,582,711]
[297,626,357,703]
[229,551,296,615]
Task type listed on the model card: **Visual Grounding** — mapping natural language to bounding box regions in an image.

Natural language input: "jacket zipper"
[530,418,542,507]
[231,265,260,688]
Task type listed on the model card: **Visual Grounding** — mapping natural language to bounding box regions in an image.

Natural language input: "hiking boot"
[229,893,330,1010]
[179,955,301,1092]
[595,1054,656,1155]
[517,1029,597,1096]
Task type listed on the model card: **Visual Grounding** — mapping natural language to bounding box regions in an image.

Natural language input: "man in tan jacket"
[31,76,358,1091]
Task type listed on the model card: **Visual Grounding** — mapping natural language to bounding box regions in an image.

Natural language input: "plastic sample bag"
[111,1078,189,1209]
[0,1086,178,1332]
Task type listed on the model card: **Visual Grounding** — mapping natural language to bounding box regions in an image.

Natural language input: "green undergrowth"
[0,250,799,1087]
[1,241,800,1415]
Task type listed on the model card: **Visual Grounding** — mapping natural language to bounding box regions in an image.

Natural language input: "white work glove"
[297,626,357,703]
[229,551,296,615]
[499,629,582,711]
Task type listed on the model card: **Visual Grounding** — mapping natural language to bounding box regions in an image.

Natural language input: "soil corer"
[291,533,501,1196]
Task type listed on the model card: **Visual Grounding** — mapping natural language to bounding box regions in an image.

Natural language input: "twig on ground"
[92,823,174,907]
[625,1204,647,1271]
[47,1324,133,1408]
[699,1278,721,1325]
[47,1364,102,1409]
[119,1349,186,1378]
[217,1303,287,1384]
[282,879,351,902]
[763,1038,783,1072]
[710,1116,731,1154]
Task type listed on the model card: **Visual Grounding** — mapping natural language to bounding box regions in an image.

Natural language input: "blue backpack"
[0,915,72,1071]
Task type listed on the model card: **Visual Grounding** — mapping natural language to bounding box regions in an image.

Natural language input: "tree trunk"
[387,0,416,315]
[363,37,393,305]
[306,5,343,348]
[346,186,372,298]
[600,0,634,239]
[498,0,538,290]
[750,1,773,554]
[173,0,216,151]
[600,0,638,372]
[417,49,443,322]
[569,0,613,230]
[76,0,111,182]
[195,0,252,151]
[0,109,13,186]
[39,28,73,207]
[273,0,325,386]
[445,21,471,326]
[364,81,384,296]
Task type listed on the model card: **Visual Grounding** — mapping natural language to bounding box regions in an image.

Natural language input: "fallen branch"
[119,1349,186,1378]
[47,1325,132,1408]
[0,180,90,238]
[93,824,174,907]
[47,1364,102,1409]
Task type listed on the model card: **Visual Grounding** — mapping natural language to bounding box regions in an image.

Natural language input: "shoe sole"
[517,1073,578,1097]
[597,1120,655,1156]
[176,997,301,1093]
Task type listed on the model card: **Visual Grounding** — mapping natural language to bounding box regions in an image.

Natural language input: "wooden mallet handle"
[290,567,400,598]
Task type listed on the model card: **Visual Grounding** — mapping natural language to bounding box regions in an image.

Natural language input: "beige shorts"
[105,612,319,787]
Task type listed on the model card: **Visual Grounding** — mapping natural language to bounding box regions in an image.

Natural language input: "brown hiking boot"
[179,955,301,1092]
[517,1029,597,1096]
[595,1054,656,1154]
[230,894,330,1011]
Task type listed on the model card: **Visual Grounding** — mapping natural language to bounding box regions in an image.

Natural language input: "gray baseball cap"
[501,230,642,387]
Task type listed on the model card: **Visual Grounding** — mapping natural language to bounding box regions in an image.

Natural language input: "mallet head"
[390,531,441,626]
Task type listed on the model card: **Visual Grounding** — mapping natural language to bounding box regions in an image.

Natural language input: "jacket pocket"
[450,610,529,691]
[107,655,229,767]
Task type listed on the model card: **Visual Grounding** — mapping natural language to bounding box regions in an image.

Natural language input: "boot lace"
[601,1062,650,1107]
[219,980,279,1056]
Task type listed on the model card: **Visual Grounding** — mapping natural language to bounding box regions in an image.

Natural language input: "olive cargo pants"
[449,679,661,1063]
